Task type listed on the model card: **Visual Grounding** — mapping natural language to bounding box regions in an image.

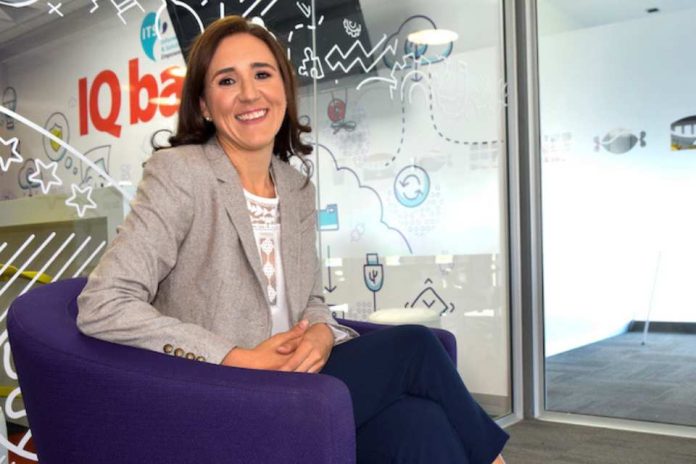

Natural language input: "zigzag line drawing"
[325,34,398,74]
[317,142,413,254]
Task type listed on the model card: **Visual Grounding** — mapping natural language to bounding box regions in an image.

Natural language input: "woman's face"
[200,33,287,156]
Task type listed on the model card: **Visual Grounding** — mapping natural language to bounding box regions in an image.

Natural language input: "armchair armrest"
[337,318,457,364]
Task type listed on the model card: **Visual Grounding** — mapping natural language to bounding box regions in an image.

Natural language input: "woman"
[77,15,508,463]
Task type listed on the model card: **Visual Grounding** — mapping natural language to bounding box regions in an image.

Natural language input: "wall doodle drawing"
[0,136,23,172]
[363,253,384,311]
[405,278,454,315]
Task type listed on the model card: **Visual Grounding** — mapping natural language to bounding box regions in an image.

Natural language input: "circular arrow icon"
[394,165,430,207]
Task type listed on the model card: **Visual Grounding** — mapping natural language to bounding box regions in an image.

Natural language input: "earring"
[204,116,212,122]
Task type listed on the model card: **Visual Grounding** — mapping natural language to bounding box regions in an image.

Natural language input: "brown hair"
[167,16,312,164]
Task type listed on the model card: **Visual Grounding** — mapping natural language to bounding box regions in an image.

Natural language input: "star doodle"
[65,184,97,217]
[0,136,23,172]
[28,159,63,194]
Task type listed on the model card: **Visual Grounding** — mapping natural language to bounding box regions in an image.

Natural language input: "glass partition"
[538,0,696,427]
[0,0,513,459]
[308,0,512,418]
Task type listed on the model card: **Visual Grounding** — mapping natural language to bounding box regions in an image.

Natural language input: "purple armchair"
[8,278,457,463]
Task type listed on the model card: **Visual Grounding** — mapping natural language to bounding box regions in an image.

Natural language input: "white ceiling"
[539,0,696,32]
[0,0,83,55]
[2,0,696,60]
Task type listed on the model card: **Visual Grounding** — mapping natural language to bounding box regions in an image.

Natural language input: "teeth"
[236,109,267,121]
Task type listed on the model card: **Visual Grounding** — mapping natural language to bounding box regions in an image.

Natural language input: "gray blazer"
[77,138,357,364]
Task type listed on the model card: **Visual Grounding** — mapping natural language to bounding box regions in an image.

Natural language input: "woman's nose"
[239,78,260,101]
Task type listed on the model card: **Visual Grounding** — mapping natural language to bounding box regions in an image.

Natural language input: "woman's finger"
[275,338,301,354]
[279,343,312,372]
[271,320,308,347]
[307,359,325,374]
[293,350,322,373]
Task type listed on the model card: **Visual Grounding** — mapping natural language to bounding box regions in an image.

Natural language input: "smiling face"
[200,33,287,158]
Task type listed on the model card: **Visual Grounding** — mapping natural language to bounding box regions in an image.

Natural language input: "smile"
[235,109,268,122]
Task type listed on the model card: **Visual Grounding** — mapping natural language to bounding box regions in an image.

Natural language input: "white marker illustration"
[156,0,204,39]
[325,35,399,74]
[242,0,277,17]
[298,47,325,79]
[296,1,310,18]
[90,0,99,13]
[343,18,361,38]
[0,106,132,200]
[111,0,145,25]
[65,184,97,217]
[0,0,38,6]
[47,2,64,16]
[27,159,63,194]
[0,136,23,172]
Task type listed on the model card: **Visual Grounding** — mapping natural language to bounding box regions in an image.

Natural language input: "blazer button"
[163,344,174,354]
[185,352,195,360]
[196,356,206,362]
[174,348,185,357]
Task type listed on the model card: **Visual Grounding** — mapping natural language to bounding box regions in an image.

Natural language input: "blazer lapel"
[203,139,270,306]
[271,157,301,319]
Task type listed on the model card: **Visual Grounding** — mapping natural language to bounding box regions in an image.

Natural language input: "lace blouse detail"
[244,190,281,306]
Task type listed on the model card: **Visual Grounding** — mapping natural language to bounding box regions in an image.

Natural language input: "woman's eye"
[256,71,271,79]
[218,77,235,86]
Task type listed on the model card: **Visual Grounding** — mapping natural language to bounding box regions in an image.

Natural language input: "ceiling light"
[168,66,187,77]
[407,29,458,45]
[646,7,659,13]
[149,96,180,105]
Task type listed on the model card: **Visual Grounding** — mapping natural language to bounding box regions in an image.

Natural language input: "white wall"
[539,8,696,356]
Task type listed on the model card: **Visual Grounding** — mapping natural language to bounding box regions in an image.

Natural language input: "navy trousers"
[321,324,509,464]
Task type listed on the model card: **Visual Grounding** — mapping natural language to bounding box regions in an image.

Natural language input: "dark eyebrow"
[211,62,277,80]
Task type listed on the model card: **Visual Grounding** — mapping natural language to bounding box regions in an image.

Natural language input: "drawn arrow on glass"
[324,245,337,293]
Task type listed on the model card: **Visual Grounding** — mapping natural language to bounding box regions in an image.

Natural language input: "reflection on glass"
[307,0,512,417]
[538,0,696,427]
[0,5,511,446]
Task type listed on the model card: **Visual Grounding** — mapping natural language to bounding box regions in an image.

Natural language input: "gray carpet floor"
[546,332,696,427]
[503,420,696,463]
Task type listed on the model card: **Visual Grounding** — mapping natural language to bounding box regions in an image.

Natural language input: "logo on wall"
[670,116,696,151]
[593,128,646,154]
[141,12,161,61]
[140,11,180,61]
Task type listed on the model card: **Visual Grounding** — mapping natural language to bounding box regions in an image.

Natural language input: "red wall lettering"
[78,58,183,137]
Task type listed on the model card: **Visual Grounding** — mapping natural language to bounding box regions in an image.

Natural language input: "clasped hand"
[222,320,334,373]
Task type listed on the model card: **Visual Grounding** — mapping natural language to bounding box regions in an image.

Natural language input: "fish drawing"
[670,115,696,151]
[594,128,646,154]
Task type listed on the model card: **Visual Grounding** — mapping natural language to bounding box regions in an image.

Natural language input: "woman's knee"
[387,324,440,349]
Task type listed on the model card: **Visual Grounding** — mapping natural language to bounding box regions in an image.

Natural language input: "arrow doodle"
[324,246,337,293]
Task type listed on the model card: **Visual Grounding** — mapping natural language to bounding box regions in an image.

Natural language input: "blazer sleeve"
[298,182,359,344]
[76,149,234,364]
